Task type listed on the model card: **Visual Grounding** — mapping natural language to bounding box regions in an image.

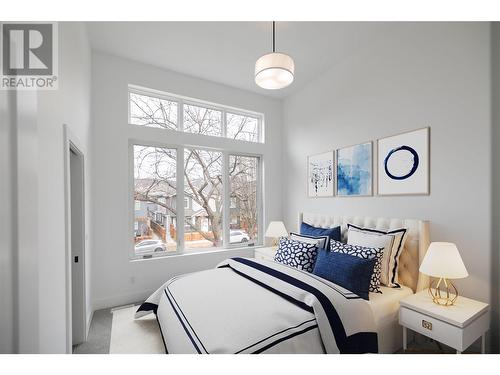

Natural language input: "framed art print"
[336,141,373,196]
[308,151,334,197]
[377,127,430,195]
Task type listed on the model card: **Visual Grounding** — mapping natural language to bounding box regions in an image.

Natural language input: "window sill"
[129,244,258,263]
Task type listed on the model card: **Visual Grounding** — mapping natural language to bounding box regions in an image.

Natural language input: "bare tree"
[229,155,258,240]
[133,97,258,247]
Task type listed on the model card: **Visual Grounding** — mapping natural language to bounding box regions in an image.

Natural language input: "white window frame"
[128,84,264,143]
[128,86,265,260]
[226,111,262,143]
[225,153,263,249]
[128,87,180,131]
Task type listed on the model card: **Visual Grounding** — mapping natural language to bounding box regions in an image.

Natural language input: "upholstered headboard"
[298,213,430,293]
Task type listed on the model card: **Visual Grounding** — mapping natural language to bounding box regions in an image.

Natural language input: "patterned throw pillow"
[274,237,319,273]
[347,224,407,288]
[330,240,383,294]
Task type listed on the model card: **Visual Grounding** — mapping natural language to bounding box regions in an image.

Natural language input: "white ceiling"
[86,22,389,99]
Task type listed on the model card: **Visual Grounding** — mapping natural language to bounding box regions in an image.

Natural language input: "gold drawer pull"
[422,320,433,330]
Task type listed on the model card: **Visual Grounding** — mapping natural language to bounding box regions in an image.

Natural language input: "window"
[129,91,178,130]
[133,145,177,255]
[183,104,222,136]
[129,86,263,259]
[184,149,223,250]
[227,113,259,142]
[129,86,263,143]
[229,155,259,246]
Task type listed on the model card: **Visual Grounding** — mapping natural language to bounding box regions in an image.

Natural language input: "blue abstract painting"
[337,142,372,196]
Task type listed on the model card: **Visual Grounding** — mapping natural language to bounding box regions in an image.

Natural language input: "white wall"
[283,23,492,305]
[90,52,283,309]
[0,89,15,353]
[37,22,92,353]
[491,22,500,353]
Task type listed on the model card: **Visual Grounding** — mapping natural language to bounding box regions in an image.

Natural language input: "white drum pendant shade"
[255,52,295,90]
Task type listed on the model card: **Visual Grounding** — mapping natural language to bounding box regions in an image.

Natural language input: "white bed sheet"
[368,285,414,353]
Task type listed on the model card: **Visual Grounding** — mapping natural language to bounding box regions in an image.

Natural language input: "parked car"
[135,239,166,254]
[230,230,250,244]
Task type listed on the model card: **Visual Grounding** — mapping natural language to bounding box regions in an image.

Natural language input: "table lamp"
[265,221,288,247]
[419,242,468,306]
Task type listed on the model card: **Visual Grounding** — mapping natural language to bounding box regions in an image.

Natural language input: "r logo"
[2,23,53,76]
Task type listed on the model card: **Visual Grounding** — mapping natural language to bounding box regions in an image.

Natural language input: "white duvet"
[136,257,378,354]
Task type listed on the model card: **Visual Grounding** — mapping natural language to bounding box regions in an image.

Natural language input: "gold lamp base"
[428,278,459,306]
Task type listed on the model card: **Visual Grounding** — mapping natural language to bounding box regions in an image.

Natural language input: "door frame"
[63,124,87,353]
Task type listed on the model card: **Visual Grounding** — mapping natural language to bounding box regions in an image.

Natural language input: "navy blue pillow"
[300,222,341,248]
[312,249,376,300]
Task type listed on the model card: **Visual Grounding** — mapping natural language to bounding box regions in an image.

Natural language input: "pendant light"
[255,22,295,90]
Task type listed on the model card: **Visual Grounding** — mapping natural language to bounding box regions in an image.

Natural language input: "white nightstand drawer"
[400,306,489,351]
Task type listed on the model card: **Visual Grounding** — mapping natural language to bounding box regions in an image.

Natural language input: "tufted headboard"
[299,213,430,293]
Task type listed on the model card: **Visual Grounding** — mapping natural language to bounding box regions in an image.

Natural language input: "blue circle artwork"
[384,145,419,180]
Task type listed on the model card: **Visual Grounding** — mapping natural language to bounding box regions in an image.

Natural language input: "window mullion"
[222,109,227,138]
[176,147,185,252]
[257,156,264,246]
[222,152,230,247]
[178,99,184,132]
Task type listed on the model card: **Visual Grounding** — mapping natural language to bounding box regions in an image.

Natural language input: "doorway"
[64,126,87,352]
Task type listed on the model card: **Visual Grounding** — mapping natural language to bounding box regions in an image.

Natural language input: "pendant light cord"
[272,21,276,53]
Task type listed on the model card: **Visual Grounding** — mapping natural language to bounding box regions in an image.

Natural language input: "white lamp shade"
[265,221,288,238]
[419,242,468,279]
[255,53,294,90]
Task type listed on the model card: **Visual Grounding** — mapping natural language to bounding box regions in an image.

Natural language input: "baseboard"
[86,309,94,341]
[92,290,154,311]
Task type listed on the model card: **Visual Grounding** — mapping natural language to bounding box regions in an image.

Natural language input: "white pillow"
[347,224,408,287]
[290,232,329,250]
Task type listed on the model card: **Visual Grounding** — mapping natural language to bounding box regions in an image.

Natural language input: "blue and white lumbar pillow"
[274,237,319,273]
[330,240,383,294]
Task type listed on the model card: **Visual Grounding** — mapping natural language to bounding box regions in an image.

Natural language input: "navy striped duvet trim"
[224,265,314,314]
[164,288,208,354]
[252,324,319,354]
[231,257,378,354]
[136,302,158,315]
[155,313,169,354]
[235,318,317,354]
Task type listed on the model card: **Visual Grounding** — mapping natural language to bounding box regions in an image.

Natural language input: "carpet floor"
[73,304,165,354]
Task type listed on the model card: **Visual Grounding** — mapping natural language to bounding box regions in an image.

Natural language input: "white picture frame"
[308,151,335,197]
[377,127,430,195]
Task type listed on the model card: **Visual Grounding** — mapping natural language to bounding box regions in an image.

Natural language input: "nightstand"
[254,246,277,262]
[399,290,489,354]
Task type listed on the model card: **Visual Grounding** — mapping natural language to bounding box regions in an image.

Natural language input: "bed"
[136,213,430,354]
